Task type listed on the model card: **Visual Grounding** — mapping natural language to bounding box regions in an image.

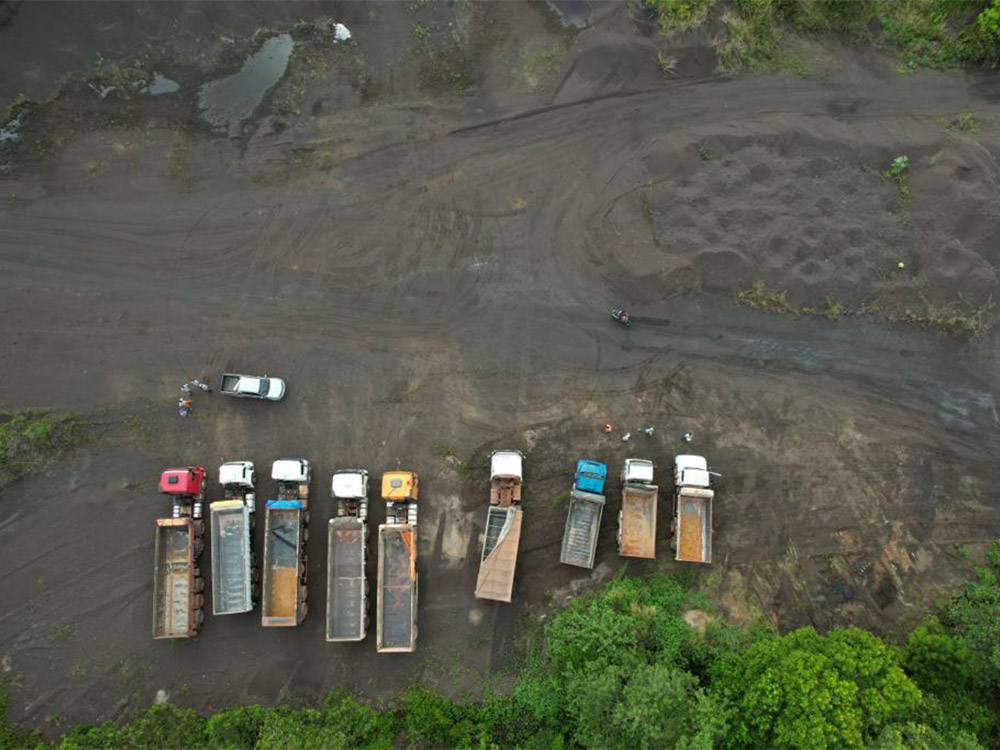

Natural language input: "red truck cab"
[159,467,206,520]
[159,467,206,497]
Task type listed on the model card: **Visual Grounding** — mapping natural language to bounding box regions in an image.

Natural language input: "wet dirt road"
[1,0,999,735]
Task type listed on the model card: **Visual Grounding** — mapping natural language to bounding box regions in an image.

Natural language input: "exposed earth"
[1,0,1000,738]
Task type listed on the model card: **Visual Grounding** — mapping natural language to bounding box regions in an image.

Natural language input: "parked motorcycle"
[611,308,631,327]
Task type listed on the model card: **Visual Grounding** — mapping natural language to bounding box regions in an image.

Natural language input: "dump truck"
[261,459,310,627]
[152,466,206,639]
[326,469,369,642]
[210,461,257,616]
[672,455,714,564]
[560,459,606,569]
[475,450,524,603]
[617,458,658,559]
[220,372,286,400]
[377,471,418,653]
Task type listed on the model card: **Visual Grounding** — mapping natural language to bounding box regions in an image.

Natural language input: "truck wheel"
[194,577,205,593]
[195,610,205,626]
[251,583,260,600]
[195,539,205,556]
[196,594,205,608]
[299,602,308,622]
[195,520,206,537]
[251,566,260,582]
[300,585,308,603]
[669,538,677,551]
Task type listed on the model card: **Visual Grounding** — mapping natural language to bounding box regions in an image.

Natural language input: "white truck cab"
[490,450,523,481]
[331,470,369,500]
[623,458,654,484]
[272,459,310,484]
[675,455,711,488]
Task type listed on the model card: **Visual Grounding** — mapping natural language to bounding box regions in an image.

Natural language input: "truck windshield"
[258,378,270,396]
[581,472,603,480]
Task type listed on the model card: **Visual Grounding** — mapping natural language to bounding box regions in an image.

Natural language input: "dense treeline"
[2,541,999,749]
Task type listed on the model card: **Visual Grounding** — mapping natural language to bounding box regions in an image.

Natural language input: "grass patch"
[551,491,571,506]
[891,295,993,336]
[651,0,717,35]
[715,0,809,73]
[734,281,792,314]
[948,110,980,133]
[0,409,81,486]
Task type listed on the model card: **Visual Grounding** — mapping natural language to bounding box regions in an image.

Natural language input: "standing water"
[546,0,589,29]
[198,34,294,132]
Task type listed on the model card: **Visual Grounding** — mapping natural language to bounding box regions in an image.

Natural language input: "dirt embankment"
[1,0,999,739]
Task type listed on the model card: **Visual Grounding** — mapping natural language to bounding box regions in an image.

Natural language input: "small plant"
[698,143,713,161]
[641,180,655,225]
[883,155,911,197]
[950,111,979,133]
[735,281,791,314]
[413,23,430,43]
[657,52,678,75]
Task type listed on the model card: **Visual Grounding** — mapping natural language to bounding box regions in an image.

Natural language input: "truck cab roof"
[382,471,418,502]
[490,450,523,480]
[675,455,710,488]
[332,470,368,499]
[272,459,310,483]
[624,458,655,484]
[575,459,607,478]
[219,461,254,488]
[159,467,205,496]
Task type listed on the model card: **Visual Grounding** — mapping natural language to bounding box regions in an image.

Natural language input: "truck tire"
[195,520,206,537]
[302,527,309,543]
[251,582,260,600]
[300,585,308,603]
[299,602,308,622]
[195,594,205,609]
[251,566,260,582]
[195,609,205,626]
[195,539,205,556]
[194,577,205,593]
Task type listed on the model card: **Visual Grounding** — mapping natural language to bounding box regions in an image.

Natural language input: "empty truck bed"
[152,520,194,639]
[676,489,712,563]
[560,491,604,569]
[378,525,416,652]
[210,501,251,615]
[620,486,657,559]
[327,518,366,641]
[475,507,522,602]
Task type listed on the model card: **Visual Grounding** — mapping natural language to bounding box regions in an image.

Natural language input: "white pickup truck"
[220,373,286,401]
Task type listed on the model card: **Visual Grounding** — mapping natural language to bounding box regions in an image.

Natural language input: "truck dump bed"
[262,502,303,626]
[620,485,657,559]
[560,490,604,569]
[152,519,197,639]
[327,518,367,641]
[377,525,417,652]
[210,500,252,615]
[475,506,522,602]
[676,488,713,563]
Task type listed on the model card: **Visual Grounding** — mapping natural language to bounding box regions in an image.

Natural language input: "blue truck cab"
[573,459,607,496]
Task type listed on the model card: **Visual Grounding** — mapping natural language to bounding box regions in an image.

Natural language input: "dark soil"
[1,0,999,739]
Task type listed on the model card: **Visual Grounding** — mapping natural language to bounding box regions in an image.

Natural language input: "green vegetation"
[737,282,992,335]
[4,548,1000,748]
[652,0,1000,71]
[883,155,911,197]
[891,295,994,335]
[0,409,80,487]
[652,0,717,35]
[949,110,980,133]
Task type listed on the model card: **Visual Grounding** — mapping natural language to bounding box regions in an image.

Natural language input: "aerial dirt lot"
[1,0,1000,736]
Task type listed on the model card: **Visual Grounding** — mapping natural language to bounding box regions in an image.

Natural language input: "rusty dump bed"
[475,506,522,602]
[152,519,195,639]
[262,506,302,626]
[326,518,366,642]
[676,488,713,563]
[620,485,657,559]
[377,525,417,653]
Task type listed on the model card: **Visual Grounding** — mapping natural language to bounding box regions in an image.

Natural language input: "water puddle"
[198,33,294,132]
[143,73,180,96]
[0,116,22,144]
[546,0,589,29]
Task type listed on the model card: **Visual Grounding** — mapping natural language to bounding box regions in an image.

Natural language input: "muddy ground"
[1,0,1000,738]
